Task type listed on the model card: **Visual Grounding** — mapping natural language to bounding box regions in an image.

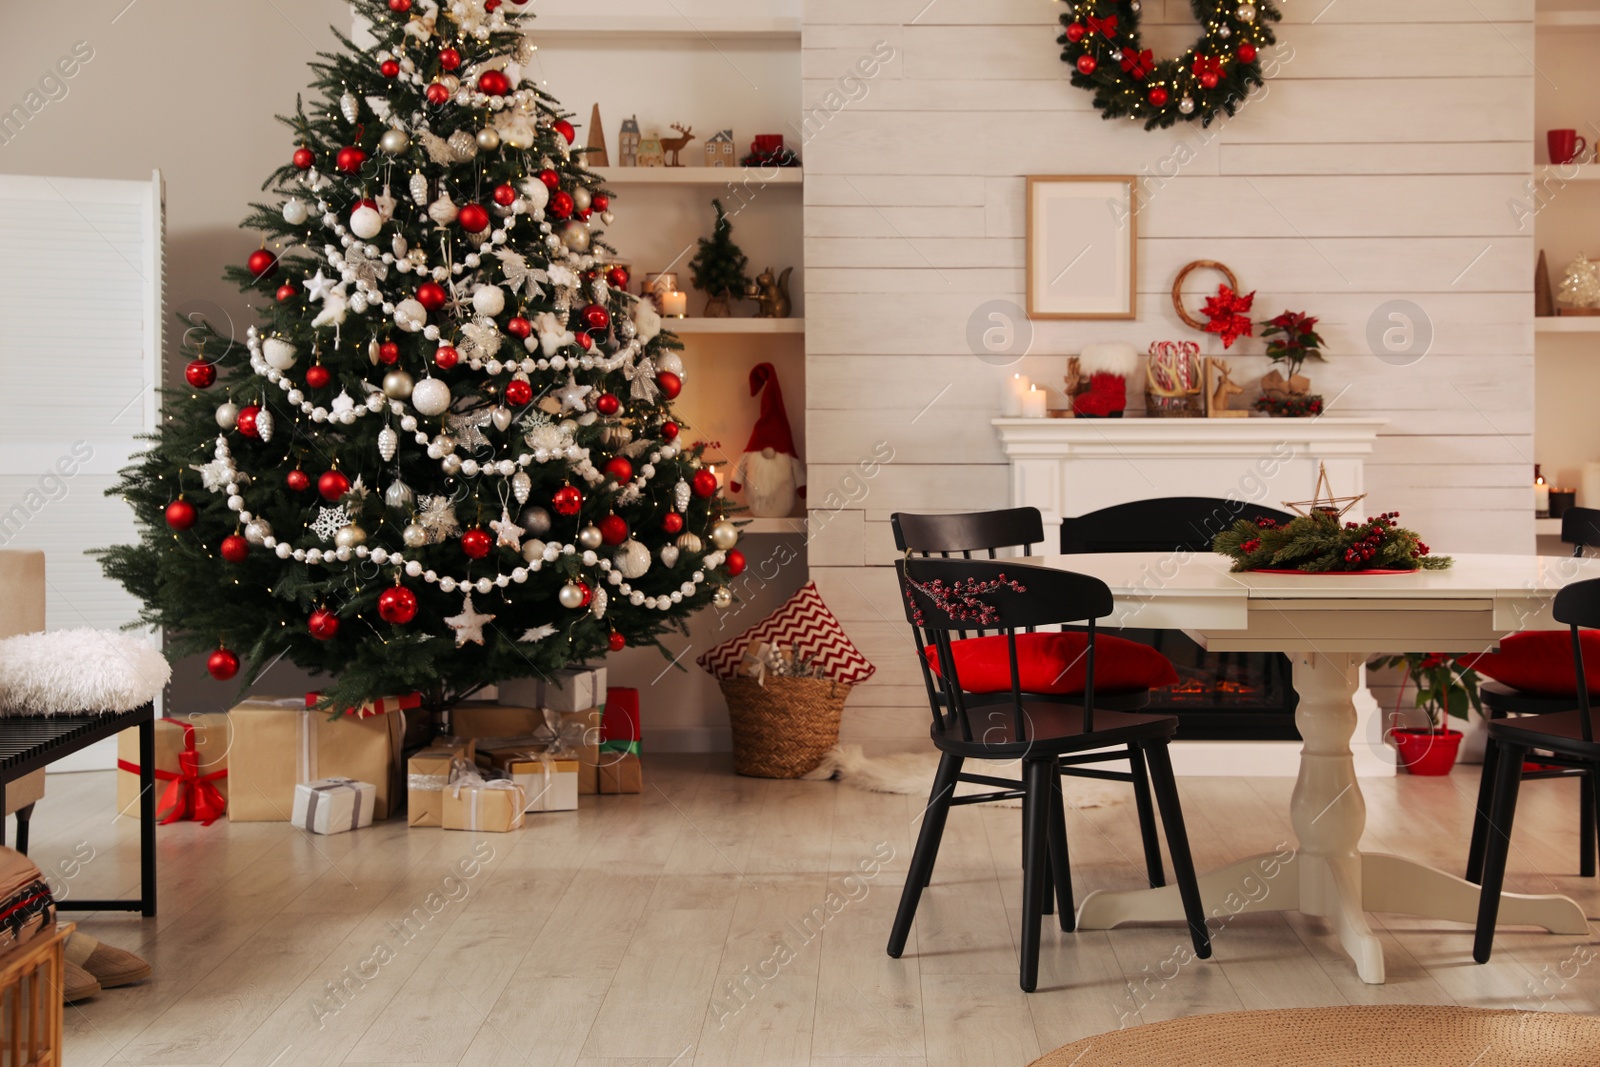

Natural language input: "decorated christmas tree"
[98,0,746,717]
[688,199,750,317]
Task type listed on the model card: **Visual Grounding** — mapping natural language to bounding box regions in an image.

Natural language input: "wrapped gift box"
[499,667,607,713]
[442,778,526,832]
[407,741,475,828]
[228,697,404,822]
[116,713,231,823]
[292,778,376,835]
[479,748,579,812]
[603,687,641,751]
[559,708,603,795]
[598,753,643,795]
[449,701,541,740]
[306,690,422,720]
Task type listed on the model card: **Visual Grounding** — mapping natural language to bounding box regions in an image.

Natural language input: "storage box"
[449,701,542,741]
[227,697,404,822]
[598,753,643,795]
[559,708,603,795]
[479,748,579,812]
[115,713,230,823]
[442,779,526,832]
[500,667,607,713]
[292,778,376,835]
[407,741,475,828]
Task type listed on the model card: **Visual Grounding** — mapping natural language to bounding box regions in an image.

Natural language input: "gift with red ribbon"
[305,690,423,720]
[115,714,230,825]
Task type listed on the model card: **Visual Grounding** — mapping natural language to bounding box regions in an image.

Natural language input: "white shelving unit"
[1535,316,1600,332]
[589,166,803,186]
[668,317,804,335]
[738,517,806,535]
[529,16,800,41]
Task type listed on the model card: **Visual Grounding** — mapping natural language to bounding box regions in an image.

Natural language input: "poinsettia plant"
[1369,652,1484,730]
[1259,309,1325,381]
[1213,511,1452,573]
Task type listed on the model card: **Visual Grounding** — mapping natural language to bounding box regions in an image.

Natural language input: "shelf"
[1536,517,1563,534]
[589,166,803,187]
[1537,10,1600,26]
[529,16,801,41]
[667,318,804,335]
[1536,316,1600,332]
[1534,163,1600,178]
[736,517,807,535]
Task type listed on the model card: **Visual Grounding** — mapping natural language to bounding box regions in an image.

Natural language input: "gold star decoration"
[1283,462,1367,519]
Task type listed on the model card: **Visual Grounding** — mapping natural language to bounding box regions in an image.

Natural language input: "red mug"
[1550,128,1587,165]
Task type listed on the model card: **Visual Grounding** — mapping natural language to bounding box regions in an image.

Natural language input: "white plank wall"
[801,0,1536,747]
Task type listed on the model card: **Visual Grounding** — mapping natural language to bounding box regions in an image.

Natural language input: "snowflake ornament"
[310,505,352,542]
[519,624,557,643]
[416,495,461,543]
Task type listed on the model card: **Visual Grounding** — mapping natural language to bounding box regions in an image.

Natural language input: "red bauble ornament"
[318,469,351,501]
[726,548,746,577]
[552,485,583,516]
[292,147,314,169]
[505,379,533,406]
[164,499,197,530]
[438,47,461,70]
[185,360,216,389]
[286,469,311,492]
[581,304,610,330]
[660,421,679,441]
[426,82,451,105]
[506,316,532,338]
[305,365,331,389]
[377,585,419,624]
[380,58,400,78]
[549,191,574,219]
[593,195,611,213]
[594,392,621,416]
[607,630,626,652]
[485,0,501,10]
[1065,22,1087,42]
[335,145,367,174]
[1199,71,1219,89]
[308,608,340,640]
[604,265,627,289]
[691,469,718,498]
[1237,43,1257,63]
[388,0,411,11]
[434,344,459,369]
[247,249,277,279]
[417,282,447,311]
[378,341,400,365]
[235,404,262,438]
[457,203,490,233]
[575,580,593,608]
[1076,55,1097,75]
[604,456,633,482]
[599,515,628,546]
[574,331,594,351]
[207,648,240,681]
[220,534,249,563]
[538,169,561,190]
[460,527,493,559]
[553,119,576,144]
[477,70,510,96]
[662,512,684,534]
[1149,86,1169,107]
[578,208,592,221]
[492,183,517,207]
[275,283,296,302]
[656,371,682,399]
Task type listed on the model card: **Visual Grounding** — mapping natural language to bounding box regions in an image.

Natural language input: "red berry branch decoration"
[905,574,1028,627]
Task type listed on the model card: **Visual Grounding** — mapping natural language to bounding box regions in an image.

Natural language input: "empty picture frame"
[1025,175,1137,320]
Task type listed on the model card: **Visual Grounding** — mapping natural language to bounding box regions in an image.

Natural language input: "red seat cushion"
[924,632,1178,695]
[1457,630,1600,697]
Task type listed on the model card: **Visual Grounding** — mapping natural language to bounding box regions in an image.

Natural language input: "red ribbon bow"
[1192,55,1224,80]
[1200,285,1256,349]
[1085,13,1118,39]
[117,718,228,825]
[1120,48,1154,79]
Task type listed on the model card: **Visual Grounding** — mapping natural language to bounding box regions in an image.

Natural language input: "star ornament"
[1283,463,1368,519]
[1201,284,1256,349]
[553,373,592,414]
[303,269,336,302]
[489,507,523,550]
[445,593,496,647]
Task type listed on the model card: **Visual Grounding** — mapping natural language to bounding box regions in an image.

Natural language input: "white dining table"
[1025,550,1599,984]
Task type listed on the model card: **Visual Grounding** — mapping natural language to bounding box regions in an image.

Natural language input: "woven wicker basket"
[720,676,849,778]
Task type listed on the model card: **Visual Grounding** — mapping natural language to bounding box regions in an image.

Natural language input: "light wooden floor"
[27,756,1600,1067]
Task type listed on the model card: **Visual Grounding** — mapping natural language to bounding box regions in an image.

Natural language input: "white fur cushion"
[0,628,170,715]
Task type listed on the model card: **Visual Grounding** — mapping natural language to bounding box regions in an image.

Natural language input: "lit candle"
[1020,384,1048,419]
[709,464,724,489]
[1003,372,1030,417]
[662,290,688,318]
[1535,471,1550,517]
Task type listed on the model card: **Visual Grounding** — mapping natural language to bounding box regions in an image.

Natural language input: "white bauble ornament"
[476,127,501,151]
[711,587,733,610]
[519,505,551,535]
[676,531,703,554]
[473,285,506,317]
[385,479,413,511]
[380,128,411,155]
[244,519,273,545]
[659,544,681,568]
[441,454,462,475]
[254,407,275,442]
[350,205,383,239]
[577,524,603,550]
[409,172,429,205]
[512,470,531,505]
[411,377,452,416]
[655,351,684,377]
[590,587,608,620]
[263,337,298,370]
[1236,3,1255,18]
[394,298,428,332]
[709,520,739,551]
[615,539,650,579]
[489,406,512,432]
[340,91,359,124]
[334,523,367,549]
[1179,96,1196,115]
[402,522,428,547]
[522,538,547,563]
[558,581,586,609]
[427,194,459,226]
[520,179,549,212]
[601,211,615,225]
[560,220,591,253]
[378,426,399,461]
[572,187,592,213]
[382,369,415,399]
[282,198,309,225]
[215,402,240,429]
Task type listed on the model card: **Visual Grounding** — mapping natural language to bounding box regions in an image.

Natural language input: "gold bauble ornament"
[709,520,739,551]
[676,531,703,554]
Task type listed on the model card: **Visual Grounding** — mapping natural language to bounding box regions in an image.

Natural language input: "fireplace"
[1125,628,1300,741]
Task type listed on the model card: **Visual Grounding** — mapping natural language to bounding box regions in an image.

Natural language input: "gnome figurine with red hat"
[731,362,806,517]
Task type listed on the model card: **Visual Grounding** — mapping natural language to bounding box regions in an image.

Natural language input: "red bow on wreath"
[1201,285,1256,348]
[1192,55,1224,80]
[1120,48,1154,79]
[1085,13,1119,39]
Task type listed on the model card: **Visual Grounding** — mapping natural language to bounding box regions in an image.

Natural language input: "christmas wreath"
[1057,0,1281,130]
[1214,512,1452,574]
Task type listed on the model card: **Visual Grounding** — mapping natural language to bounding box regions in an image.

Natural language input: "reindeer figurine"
[660,123,695,167]
[1206,357,1248,417]
[747,266,793,318]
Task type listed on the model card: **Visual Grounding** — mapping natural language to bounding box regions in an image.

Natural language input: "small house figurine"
[585,103,610,167]
[705,130,735,168]
[636,135,665,168]
[618,115,641,167]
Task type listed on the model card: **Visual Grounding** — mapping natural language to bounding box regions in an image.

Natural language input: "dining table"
[1024,549,1598,984]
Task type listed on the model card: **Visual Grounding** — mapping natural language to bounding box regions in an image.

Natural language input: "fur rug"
[0,628,169,714]
[803,744,1126,809]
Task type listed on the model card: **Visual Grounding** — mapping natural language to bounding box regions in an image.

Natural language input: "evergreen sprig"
[1213,512,1451,574]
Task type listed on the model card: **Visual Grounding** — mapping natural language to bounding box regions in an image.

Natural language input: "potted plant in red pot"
[1369,652,1484,775]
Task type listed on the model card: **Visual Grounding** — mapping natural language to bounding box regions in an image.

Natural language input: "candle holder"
[1551,488,1578,519]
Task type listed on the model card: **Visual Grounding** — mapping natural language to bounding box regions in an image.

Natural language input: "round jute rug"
[1029,1005,1600,1066]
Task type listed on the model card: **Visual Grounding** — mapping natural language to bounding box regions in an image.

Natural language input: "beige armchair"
[0,552,50,846]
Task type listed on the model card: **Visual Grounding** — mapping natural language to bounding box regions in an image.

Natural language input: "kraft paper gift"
[306,690,422,720]
[449,701,542,740]
[558,708,604,795]
[227,697,403,822]
[598,752,643,795]
[478,747,579,812]
[407,741,476,828]
[442,773,526,832]
[292,778,376,835]
[116,713,231,822]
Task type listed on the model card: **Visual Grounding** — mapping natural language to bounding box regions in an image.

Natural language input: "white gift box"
[510,756,580,812]
[292,777,376,835]
[500,666,607,713]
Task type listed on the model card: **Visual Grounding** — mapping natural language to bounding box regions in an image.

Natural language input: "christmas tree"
[688,199,750,317]
[98,0,745,717]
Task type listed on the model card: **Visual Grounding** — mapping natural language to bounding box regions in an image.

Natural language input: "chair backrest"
[891,508,1045,558]
[1059,496,1295,554]
[1553,576,1600,742]
[1562,507,1600,558]
[895,557,1113,742]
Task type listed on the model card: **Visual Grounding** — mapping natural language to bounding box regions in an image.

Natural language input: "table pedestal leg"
[1361,853,1587,933]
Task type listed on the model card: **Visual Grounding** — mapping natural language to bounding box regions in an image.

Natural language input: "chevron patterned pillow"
[698,581,875,685]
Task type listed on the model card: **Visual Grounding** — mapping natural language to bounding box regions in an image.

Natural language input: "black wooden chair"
[1058,496,1295,554]
[893,508,1176,890]
[886,557,1211,991]
[1470,575,1600,963]
[1465,506,1600,881]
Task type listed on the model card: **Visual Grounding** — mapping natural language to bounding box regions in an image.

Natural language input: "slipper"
[66,933,151,989]
[63,960,100,1003]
